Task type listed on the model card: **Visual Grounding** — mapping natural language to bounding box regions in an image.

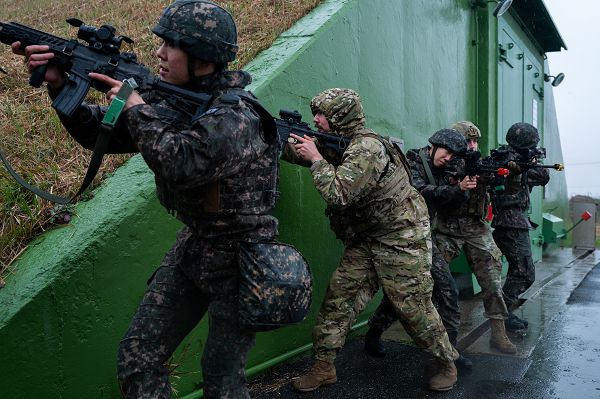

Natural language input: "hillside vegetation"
[0,0,321,282]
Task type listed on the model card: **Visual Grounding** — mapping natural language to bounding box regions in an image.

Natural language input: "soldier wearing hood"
[285,88,459,392]
[13,1,279,398]
[365,123,518,365]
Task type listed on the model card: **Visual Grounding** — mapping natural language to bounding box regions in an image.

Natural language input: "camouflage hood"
[310,88,365,137]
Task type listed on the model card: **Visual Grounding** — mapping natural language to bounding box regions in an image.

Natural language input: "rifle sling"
[0,123,114,205]
[0,78,138,204]
[419,150,437,186]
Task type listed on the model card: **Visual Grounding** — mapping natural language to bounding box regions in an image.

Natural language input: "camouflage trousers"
[312,225,458,364]
[492,227,535,310]
[434,226,508,320]
[117,228,256,399]
[369,223,508,342]
[369,236,461,344]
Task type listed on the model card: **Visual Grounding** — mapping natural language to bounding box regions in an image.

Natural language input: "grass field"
[0,0,321,282]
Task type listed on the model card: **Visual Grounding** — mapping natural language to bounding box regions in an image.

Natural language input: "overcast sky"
[542,0,600,198]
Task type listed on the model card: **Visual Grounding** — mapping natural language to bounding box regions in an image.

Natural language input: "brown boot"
[292,360,337,392]
[428,360,457,391]
[490,319,518,354]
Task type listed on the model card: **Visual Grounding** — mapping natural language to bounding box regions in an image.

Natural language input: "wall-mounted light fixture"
[544,73,565,87]
[472,0,513,18]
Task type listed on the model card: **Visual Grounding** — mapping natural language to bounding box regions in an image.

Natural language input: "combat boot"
[505,313,528,331]
[447,331,472,371]
[455,353,473,370]
[292,360,337,392]
[490,319,518,354]
[428,360,457,391]
[364,327,386,357]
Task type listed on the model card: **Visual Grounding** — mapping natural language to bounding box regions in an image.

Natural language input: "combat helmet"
[506,122,539,149]
[429,128,467,154]
[152,0,238,63]
[451,121,481,140]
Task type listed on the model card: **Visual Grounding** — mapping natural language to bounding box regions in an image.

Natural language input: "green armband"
[101,77,139,128]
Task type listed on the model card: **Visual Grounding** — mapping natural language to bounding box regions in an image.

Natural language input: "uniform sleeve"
[55,103,139,153]
[49,89,138,153]
[406,149,465,209]
[123,102,265,189]
[526,167,550,187]
[309,137,387,207]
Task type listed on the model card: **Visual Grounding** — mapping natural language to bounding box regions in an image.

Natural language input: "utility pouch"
[238,240,312,331]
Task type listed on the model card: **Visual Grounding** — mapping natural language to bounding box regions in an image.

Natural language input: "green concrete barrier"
[0,0,568,397]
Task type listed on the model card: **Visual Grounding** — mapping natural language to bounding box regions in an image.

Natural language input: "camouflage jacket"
[53,70,279,239]
[406,146,466,221]
[435,157,491,236]
[490,144,550,230]
[309,127,427,244]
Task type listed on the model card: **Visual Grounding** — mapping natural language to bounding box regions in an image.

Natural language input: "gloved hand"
[507,161,521,174]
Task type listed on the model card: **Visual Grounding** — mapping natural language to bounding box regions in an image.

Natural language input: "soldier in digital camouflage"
[491,122,550,331]
[14,1,280,398]
[283,88,459,392]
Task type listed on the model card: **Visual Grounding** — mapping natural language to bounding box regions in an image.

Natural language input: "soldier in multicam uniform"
[14,1,279,398]
[366,125,517,365]
[284,88,459,393]
[491,122,550,331]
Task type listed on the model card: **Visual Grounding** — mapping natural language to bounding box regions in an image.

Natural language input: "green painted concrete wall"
[542,63,570,248]
[0,0,569,398]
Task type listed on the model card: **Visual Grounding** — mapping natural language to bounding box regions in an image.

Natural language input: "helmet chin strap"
[430,145,439,161]
[186,57,226,85]
[187,57,198,82]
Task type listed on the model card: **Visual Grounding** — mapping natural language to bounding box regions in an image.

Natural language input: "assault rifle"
[459,149,564,191]
[457,150,511,191]
[0,19,219,204]
[490,147,564,172]
[0,19,212,118]
[275,109,350,155]
[462,149,564,178]
[0,19,284,204]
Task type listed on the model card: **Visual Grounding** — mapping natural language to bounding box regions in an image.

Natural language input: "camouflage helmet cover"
[152,0,238,63]
[310,88,365,136]
[451,121,481,140]
[506,122,540,149]
[429,128,467,154]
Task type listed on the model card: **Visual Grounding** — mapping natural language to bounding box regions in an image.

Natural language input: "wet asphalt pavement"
[250,250,600,399]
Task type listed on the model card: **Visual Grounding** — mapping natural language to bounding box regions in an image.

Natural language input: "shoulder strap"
[418,149,437,186]
[235,91,278,145]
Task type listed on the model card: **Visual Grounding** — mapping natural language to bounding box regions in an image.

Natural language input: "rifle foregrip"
[29,65,47,88]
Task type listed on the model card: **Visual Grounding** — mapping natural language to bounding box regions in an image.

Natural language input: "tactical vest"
[419,150,488,220]
[154,89,279,218]
[326,130,413,239]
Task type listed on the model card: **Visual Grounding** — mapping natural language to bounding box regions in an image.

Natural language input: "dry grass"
[0,0,321,280]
